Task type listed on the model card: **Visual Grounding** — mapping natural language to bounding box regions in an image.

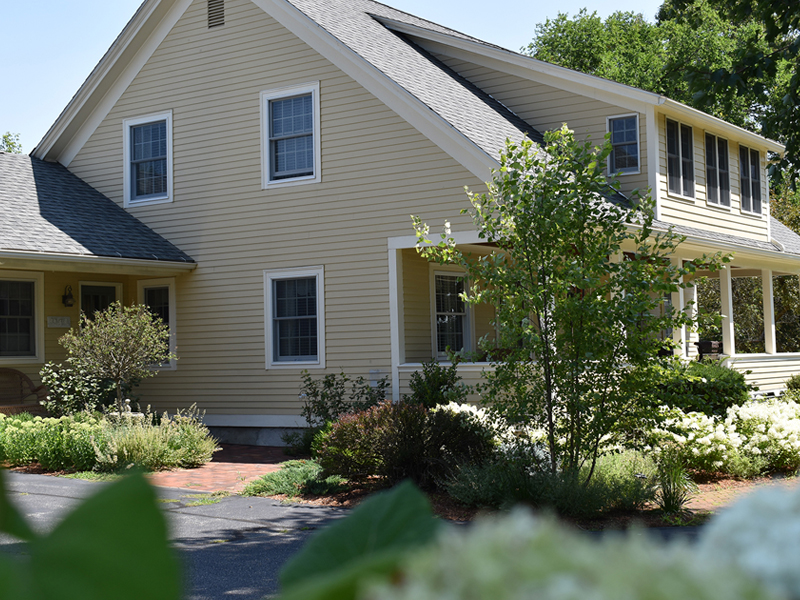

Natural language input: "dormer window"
[705,133,730,207]
[739,145,762,214]
[666,119,694,198]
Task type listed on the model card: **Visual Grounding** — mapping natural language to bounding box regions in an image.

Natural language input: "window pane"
[740,146,751,212]
[132,122,166,161]
[706,133,718,204]
[81,285,116,317]
[271,95,313,138]
[131,121,167,199]
[144,286,170,326]
[610,117,638,173]
[718,138,730,206]
[680,124,694,197]
[435,274,466,354]
[750,149,761,213]
[666,120,680,195]
[273,277,318,360]
[0,281,35,357]
[273,135,314,176]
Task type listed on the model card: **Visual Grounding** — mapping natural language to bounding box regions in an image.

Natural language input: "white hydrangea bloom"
[699,483,800,600]
[363,510,776,600]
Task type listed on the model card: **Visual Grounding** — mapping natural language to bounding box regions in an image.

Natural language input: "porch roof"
[0,152,194,265]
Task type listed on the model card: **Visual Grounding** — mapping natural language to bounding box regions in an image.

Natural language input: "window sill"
[263,174,320,190]
[126,195,172,208]
[0,356,43,365]
[705,202,732,212]
[267,360,323,370]
[740,209,764,218]
[665,192,695,204]
[611,169,641,177]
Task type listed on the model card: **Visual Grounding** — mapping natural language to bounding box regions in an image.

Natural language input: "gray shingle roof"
[769,217,800,256]
[0,152,193,263]
[286,0,543,161]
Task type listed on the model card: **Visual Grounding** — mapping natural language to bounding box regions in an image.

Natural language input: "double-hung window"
[705,133,730,207]
[666,119,694,198]
[0,271,44,362]
[432,271,470,357]
[261,83,321,187]
[264,267,325,368]
[123,111,173,207]
[138,278,177,369]
[608,115,639,174]
[739,145,762,214]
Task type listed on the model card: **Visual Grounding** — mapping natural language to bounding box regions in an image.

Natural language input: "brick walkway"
[146,444,288,493]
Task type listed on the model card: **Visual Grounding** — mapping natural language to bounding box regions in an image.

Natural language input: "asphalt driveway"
[0,472,347,599]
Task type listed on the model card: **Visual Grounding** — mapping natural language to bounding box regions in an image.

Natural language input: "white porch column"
[671,257,686,357]
[720,265,735,356]
[763,269,777,354]
[684,274,699,358]
[388,248,404,401]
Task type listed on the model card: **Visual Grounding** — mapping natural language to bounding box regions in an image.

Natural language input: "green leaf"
[28,473,181,600]
[280,481,440,600]
[0,469,37,542]
[0,556,33,600]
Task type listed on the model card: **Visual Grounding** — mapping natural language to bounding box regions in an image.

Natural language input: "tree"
[525,2,769,130]
[671,0,799,181]
[413,126,727,482]
[59,302,175,413]
[1,132,22,153]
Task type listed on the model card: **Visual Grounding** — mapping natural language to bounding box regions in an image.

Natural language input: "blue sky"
[3,0,664,153]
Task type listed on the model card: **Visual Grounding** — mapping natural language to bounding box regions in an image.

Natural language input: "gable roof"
[0,152,194,265]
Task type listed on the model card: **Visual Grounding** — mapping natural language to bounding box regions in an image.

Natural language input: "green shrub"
[643,359,754,416]
[39,362,116,416]
[0,406,217,473]
[405,360,469,408]
[785,373,800,392]
[445,449,657,519]
[299,370,389,428]
[317,400,497,490]
[241,459,347,498]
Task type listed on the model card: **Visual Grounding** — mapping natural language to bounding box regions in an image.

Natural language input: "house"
[2,0,800,442]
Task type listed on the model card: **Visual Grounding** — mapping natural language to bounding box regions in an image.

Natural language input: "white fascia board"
[35,0,193,165]
[660,99,784,154]
[377,18,659,114]
[0,250,196,272]
[388,229,484,250]
[252,0,497,182]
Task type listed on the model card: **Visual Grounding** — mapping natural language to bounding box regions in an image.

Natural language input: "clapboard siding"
[656,112,770,241]
[67,0,484,415]
[725,356,800,393]
[426,51,649,197]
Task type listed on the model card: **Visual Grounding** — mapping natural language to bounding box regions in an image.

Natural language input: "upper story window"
[432,271,471,358]
[123,111,173,208]
[666,119,694,198]
[705,133,730,207]
[739,145,762,214]
[264,266,325,368]
[261,83,321,188]
[608,115,639,174]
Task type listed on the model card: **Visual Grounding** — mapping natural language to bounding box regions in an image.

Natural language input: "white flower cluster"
[700,482,800,600]
[363,506,780,600]
[652,398,800,473]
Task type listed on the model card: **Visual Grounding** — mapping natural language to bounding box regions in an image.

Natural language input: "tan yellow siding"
[656,112,770,241]
[403,249,433,363]
[67,0,484,415]
[426,51,649,197]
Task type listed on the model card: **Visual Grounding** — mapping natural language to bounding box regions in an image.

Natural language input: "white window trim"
[122,111,174,208]
[137,278,177,370]
[264,266,325,369]
[79,281,123,315]
[606,113,640,176]
[665,117,696,201]
[704,133,731,210]
[260,82,321,189]
[0,270,45,364]
[429,264,474,359]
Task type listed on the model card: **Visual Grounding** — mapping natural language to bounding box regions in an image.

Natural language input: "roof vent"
[208,0,224,28]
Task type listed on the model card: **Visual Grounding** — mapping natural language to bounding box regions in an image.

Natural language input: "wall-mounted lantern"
[62,285,75,308]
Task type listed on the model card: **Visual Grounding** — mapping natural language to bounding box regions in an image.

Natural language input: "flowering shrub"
[361,508,775,600]
[699,483,800,600]
[651,397,800,475]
